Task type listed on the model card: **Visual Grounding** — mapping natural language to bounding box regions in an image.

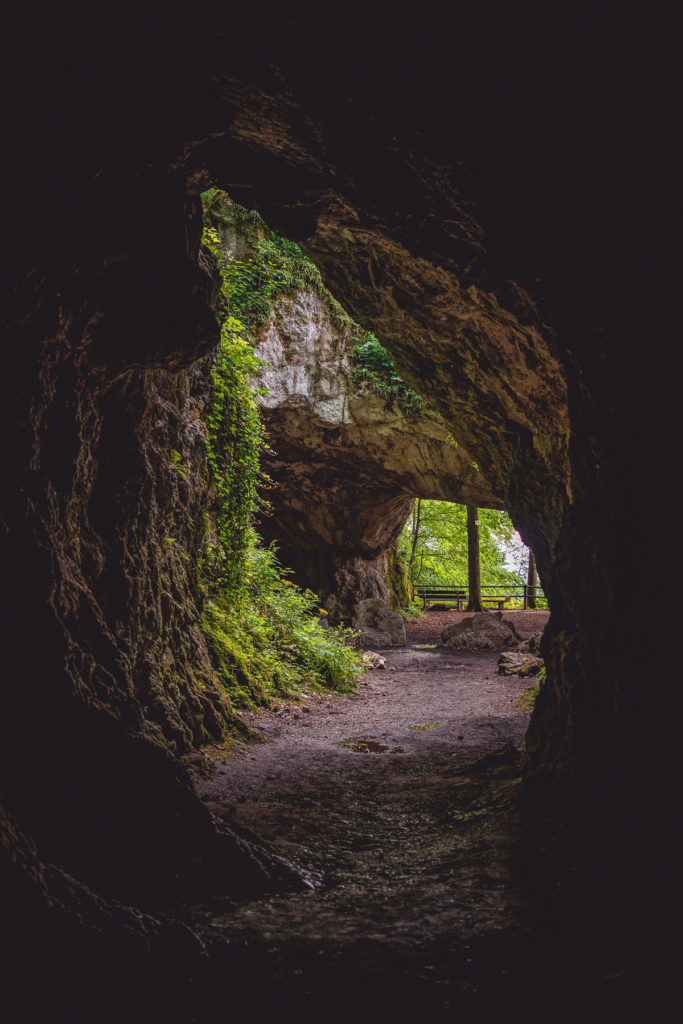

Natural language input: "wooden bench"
[416,587,467,610]
[481,596,512,610]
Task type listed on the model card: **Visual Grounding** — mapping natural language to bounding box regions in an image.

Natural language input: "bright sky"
[503,530,530,576]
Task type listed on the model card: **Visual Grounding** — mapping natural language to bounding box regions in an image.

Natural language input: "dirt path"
[179,612,574,1017]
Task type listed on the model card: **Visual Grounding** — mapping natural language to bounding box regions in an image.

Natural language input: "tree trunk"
[465,504,483,611]
[527,548,538,609]
[407,498,422,598]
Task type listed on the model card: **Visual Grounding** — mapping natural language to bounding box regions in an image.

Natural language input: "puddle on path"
[338,736,405,754]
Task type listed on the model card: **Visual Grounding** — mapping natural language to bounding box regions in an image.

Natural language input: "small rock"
[516,630,544,654]
[353,628,394,650]
[497,652,544,676]
[362,651,387,669]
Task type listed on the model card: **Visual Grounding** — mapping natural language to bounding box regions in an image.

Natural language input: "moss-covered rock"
[387,543,412,611]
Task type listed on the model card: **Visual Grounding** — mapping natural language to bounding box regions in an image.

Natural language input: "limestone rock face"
[253,289,501,619]
[253,289,499,504]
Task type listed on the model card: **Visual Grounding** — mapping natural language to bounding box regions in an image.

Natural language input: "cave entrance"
[195,188,552,911]
[198,188,550,732]
[395,498,546,615]
[2,33,659,1017]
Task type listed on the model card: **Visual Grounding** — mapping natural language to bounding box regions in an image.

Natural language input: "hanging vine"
[201,222,269,597]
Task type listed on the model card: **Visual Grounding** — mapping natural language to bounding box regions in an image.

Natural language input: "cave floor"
[178,610,636,1020]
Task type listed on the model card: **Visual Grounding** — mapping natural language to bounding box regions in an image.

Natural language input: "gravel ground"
[179,612,577,1018]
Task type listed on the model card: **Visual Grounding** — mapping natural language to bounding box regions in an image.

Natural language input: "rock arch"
[205,195,503,621]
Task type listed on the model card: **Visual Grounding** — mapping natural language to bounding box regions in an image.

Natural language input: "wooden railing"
[416,583,547,610]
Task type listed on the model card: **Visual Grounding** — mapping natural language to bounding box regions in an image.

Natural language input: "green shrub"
[398,603,424,621]
[202,317,267,597]
[201,537,364,708]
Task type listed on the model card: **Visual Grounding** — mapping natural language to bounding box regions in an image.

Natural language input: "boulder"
[517,631,544,654]
[353,628,394,650]
[440,612,520,650]
[356,598,407,646]
[498,652,544,677]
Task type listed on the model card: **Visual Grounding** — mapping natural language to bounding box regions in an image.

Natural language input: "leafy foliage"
[201,220,267,596]
[198,193,364,708]
[351,334,424,417]
[399,500,523,591]
[202,190,351,337]
[201,537,363,708]
[395,500,547,609]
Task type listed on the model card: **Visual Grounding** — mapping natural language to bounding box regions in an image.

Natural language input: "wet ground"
[179,610,645,1019]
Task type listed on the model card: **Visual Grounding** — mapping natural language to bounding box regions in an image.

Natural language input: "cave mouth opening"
[185,186,561,933]
[393,498,545,613]
[1,175,566,927]
[190,184,559,787]
[0,31,667,1015]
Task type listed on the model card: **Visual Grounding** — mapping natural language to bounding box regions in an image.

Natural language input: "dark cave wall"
[1,182,232,749]
[0,16,666,965]
[0,162,300,943]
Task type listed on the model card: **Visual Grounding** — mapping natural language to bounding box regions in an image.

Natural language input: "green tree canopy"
[398,500,522,589]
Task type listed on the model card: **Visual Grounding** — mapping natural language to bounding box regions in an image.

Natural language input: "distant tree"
[406,499,424,597]
[465,505,484,611]
[397,500,521,599]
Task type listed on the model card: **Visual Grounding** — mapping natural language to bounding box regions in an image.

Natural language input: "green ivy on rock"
[201,221,267,597]
[198,199,364,707]
[351,334,424,417]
